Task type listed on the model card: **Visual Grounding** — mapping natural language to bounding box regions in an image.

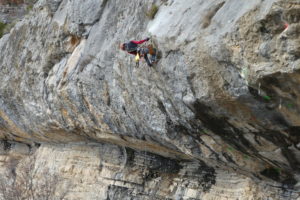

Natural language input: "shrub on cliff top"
[0,21,16,38]
[0,22,7,38]
[146,4,159,19]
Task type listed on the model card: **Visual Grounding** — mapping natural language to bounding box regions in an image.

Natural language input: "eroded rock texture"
[0,0,299,199]
[0,0,36,23]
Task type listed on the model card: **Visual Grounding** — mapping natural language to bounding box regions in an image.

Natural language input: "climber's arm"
[131,38,149,44]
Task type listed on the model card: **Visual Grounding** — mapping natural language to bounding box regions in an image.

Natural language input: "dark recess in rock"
[192,100,256,154]
[260,167,281,182]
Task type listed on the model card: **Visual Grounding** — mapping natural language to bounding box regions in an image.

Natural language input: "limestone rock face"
[0,0,300,199]
[0,0,36,23]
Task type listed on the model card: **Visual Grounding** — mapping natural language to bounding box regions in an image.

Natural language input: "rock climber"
[120,37,152,67]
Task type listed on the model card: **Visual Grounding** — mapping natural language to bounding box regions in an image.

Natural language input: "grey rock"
[0,0,299,199]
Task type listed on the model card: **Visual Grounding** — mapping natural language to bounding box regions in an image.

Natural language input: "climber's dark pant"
[139,48,152,67]
[144,54,152,67]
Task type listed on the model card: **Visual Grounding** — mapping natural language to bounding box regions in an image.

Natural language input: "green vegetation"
[0,21,17,38]
[146,4,159,19]
[0,22,7,38]
[202,129,209,134]
[243,155,249,160]
[263,95,271,100]
[227,146,235,152]
[286,103,293,108]
[26,4,33,12]
[275,167,281,174]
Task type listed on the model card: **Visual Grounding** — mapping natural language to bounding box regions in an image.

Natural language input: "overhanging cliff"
[0,0,299,199]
